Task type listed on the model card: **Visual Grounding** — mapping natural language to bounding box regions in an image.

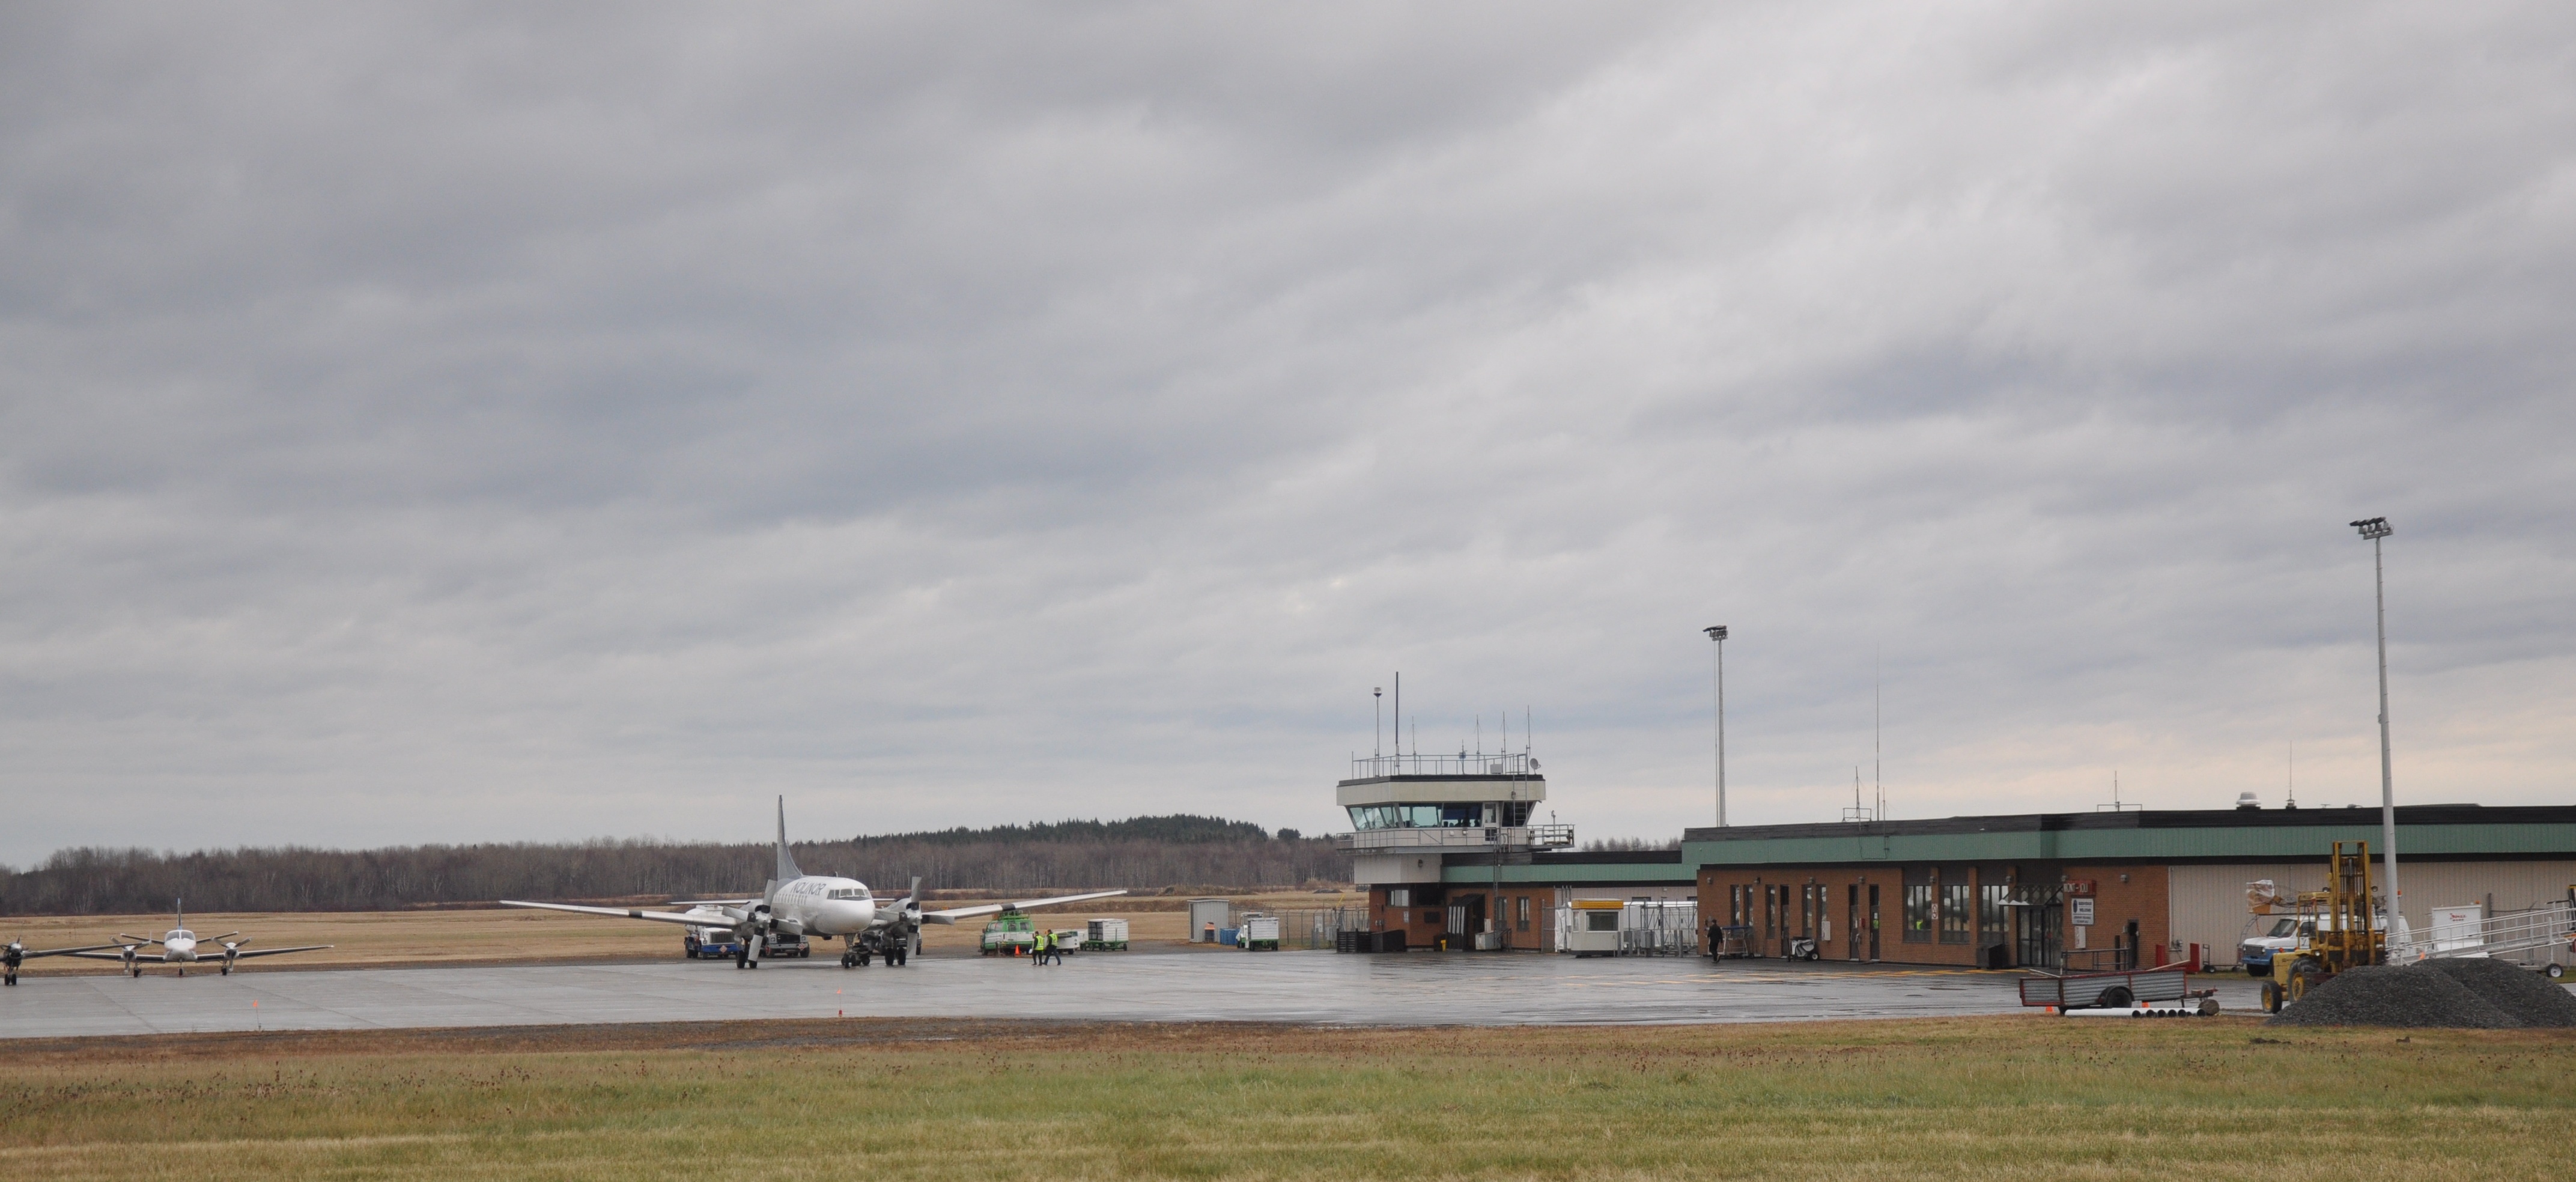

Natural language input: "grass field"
[1,891,1360,975]
[1,1017,2565,1179]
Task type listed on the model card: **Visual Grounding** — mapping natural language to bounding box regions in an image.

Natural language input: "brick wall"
[2063,864,2171,966]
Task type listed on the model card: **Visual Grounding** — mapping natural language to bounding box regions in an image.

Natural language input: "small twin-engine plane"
[503,799,1124,969]
[65,901,332,978]
[4,937,123,985]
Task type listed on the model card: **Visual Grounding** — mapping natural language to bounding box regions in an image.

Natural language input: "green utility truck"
[980,913,1037,955]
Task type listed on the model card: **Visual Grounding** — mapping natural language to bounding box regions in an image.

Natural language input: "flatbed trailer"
[2019,964,2205,1011]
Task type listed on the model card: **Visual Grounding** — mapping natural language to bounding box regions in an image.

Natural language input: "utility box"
[1190,898,1232,943]
[1567,900,1624,958]
[1084,918,1130,951]
[1237,913,1281,951]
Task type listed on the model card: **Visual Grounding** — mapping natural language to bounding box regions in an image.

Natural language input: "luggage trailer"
[2019,964,2220,1017]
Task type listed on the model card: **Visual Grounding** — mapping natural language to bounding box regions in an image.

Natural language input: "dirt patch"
[2417,958,2576,1028]
[2267,964,2521,1028]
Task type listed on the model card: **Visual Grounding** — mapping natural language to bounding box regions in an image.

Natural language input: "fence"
[1276,907,1369,951]
[1549,900,1702,956]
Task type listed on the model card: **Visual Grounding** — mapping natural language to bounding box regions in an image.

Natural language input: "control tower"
[1332,751,1574,886]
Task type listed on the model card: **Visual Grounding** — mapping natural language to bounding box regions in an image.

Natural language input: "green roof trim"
[1681,811,2576,868]
[1440,861,1694,886]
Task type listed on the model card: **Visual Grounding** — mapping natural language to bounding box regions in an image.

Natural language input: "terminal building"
[1336,751,2576,968]
[1683,804,2576,970]
[1334,750,1692,952]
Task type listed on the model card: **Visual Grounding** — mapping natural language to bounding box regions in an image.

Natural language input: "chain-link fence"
[1275,906,1369,950]
[1549,900,1701,955]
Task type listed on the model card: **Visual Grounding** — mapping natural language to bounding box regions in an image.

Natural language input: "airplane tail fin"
[774,797,803,882]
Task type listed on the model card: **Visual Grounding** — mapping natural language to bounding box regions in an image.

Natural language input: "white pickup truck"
[2237,912,2383,976]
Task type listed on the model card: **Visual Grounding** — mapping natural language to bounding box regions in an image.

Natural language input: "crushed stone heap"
[2416,957,2576,1028]
[2265,964,2520,1028]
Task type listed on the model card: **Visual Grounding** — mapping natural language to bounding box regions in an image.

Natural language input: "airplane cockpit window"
[173,930,192,939]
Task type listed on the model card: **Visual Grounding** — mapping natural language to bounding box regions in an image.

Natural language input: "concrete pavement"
[0,951,2272,1039]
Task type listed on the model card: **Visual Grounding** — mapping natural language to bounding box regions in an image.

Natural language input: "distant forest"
[0,814,1346,916]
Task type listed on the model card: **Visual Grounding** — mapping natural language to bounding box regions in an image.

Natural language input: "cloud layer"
[2,2,2571,864]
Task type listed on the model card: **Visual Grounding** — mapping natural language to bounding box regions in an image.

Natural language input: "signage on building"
[2070,897,2095,928]
[2062,878,2097,896]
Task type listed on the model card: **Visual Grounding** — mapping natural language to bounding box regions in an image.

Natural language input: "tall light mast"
[2350,516,2401,933]
[1704,626,1729,826]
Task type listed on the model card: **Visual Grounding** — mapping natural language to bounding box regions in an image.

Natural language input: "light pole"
[2350,516,2401,937]
[1373,687,1382,760]
[1704,626,1728,826]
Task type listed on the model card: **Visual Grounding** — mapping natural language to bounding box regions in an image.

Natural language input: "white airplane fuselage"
[766,877,879,939]
[160,930,199,962]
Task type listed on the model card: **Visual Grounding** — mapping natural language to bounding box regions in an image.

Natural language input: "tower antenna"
[1873,651,1884,821]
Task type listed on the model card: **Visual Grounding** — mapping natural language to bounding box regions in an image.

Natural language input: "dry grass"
[0,891,1362,975]
[0,1017,2567,1180]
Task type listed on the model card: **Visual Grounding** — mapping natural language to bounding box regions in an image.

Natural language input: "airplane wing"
[921,889,1128,925]
[68,949,165,962]
[228,945,333,960]
[13,943,123,959]
[669,898,760,908]
[500,900,743,927]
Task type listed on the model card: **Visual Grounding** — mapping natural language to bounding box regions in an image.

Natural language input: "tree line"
[0,816,1347,916]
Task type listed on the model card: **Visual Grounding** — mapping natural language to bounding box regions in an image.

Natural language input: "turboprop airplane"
[502,799,1125,969]
[3,938,124,985]
[65,901,332,978]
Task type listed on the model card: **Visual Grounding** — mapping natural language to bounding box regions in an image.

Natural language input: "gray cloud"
[1,2,2570,864]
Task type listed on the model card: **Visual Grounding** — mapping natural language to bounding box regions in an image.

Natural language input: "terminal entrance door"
[1867,885,1882,960]
[1847,885,1862,961]
[2012,886,2062,971]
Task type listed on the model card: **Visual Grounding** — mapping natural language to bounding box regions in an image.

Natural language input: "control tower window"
[1347,804,1488,829]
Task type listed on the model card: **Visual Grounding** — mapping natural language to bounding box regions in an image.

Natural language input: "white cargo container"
[1237,913,1281,951]
[1566,900,1623,957]
[1084,918,1130,950]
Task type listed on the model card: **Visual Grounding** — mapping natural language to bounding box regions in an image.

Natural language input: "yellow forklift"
[2254,841,2386,1013]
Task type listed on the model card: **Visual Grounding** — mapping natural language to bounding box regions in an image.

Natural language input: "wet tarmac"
[0,951,2273,1039]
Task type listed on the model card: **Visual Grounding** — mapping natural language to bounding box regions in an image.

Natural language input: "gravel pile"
[2266,964,2520,1028]
[2417,957,2576,1028]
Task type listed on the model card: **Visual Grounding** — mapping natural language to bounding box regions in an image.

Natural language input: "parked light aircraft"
[65,901,332,978]
[502,799,1125,969]
[3,937,123,986]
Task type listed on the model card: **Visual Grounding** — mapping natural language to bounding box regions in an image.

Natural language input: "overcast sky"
[2,4,2570,866]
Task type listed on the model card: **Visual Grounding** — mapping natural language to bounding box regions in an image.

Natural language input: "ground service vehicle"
[981,913,1036,956]
[684,925,744,960]
[762,932,810,958]
[1082,918,1129,951]
[2255,841,2386,1013]
[1237,914,1280,951]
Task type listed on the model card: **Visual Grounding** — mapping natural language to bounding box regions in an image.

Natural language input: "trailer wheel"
[2098,986,2134,1010]
[2545,963,2564,980]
